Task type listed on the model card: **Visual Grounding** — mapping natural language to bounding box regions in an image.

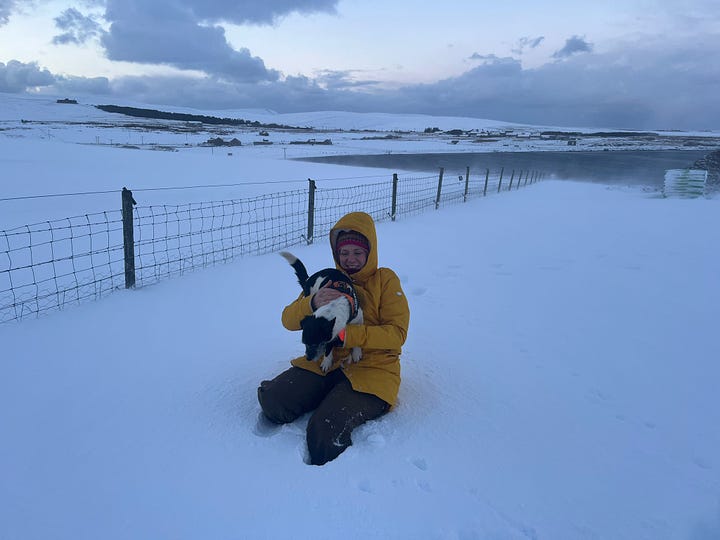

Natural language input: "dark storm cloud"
[386,39,720,130]
[101,14,278,82]
[52,8,103,44]
[46,1,339,81]
[106,73,337,112]
[552,35,593,58]
[0,60,55,92]
[94,0,342,82]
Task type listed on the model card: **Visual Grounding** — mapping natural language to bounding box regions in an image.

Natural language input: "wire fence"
[1,167,543,323]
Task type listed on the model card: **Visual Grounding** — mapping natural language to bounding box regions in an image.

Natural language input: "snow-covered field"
[1,93,719,539]
[3,93,719,165]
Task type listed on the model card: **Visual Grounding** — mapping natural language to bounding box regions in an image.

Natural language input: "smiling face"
[337,246,368,274]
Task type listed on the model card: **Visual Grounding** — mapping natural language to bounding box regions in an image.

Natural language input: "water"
[298,150,710,186]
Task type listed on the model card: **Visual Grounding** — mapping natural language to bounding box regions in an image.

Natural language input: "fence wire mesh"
[132,190,308,286]
[1,212,124,322]
[1,168,541,323]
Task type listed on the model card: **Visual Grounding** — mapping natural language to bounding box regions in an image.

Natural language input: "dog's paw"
[320,354,333,372]
[350,347,362,363]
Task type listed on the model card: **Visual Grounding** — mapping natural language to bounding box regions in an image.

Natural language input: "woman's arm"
[281,293,314,331]
[344,269,409,351]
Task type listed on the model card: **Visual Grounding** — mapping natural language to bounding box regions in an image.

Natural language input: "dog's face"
[300,315,336,361]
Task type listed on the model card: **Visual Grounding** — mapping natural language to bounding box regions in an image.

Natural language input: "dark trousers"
[257,367,389,465]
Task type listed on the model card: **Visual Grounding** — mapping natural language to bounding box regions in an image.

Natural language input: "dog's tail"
[279,251,309,290]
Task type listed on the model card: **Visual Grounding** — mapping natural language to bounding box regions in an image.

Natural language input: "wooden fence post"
[121,187,137,289]
[516,171,523,190]
[463,166,470,202]
[307,178,316,244]
[391,173,398,221]
[483,168,489,196]
[507,170,515,191]
[435,167,444,209]
[497,167,505,193]
[524,172,530,187]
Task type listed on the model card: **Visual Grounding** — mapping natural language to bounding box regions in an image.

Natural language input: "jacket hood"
[330,212,378,283]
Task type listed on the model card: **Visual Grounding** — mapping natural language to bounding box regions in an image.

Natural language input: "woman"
[257,211,410,465]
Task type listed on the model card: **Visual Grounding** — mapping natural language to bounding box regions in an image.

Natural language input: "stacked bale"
[663,169,707,198]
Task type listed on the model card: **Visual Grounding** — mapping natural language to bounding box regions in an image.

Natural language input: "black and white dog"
[280,251,363,372]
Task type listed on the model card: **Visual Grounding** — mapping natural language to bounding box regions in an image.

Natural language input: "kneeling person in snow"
[257,212,410,466]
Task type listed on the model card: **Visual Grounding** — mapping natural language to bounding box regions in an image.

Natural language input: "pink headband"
[336,232,369,252]
[337,238,368,252]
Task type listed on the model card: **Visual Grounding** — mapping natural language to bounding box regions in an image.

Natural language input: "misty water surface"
[298,150,709,186]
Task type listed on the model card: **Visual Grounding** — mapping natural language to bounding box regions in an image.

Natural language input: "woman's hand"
[312,284,343,309]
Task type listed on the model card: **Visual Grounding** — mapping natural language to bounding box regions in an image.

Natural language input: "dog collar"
[329,280,359,320]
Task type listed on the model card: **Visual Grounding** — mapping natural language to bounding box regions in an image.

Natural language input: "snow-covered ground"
[1,93,719,539]
[3,92,719,164]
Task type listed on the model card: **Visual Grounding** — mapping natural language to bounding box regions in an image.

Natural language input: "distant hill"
[95,104,303,130]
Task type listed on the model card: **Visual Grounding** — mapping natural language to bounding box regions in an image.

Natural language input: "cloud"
[512,36,545,55]
[176,0,339,25]
[467,53,519,68]
[53,7,103,44]
[6,22,720,131]
[469,53,494,62]
[96,0,335,82]
[0,60,55,92]
[9,35,720,131]
[47,1,340,82]
[552,35,593,58]
[314,70,381,90]
[0,0,17,25]
[104,73,348,112]
[523,36,544,49]
[54,74,111,94]
[0,59,111,95]
[102,17,278,83]
[392,36,719,130]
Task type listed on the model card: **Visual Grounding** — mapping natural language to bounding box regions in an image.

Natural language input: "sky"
[1,97,720,538]
[1,0,719,130]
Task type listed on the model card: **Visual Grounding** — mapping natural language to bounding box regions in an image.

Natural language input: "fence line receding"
[1,167,544,323]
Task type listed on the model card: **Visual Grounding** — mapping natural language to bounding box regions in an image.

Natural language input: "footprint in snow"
[252,412,282,438]
[365,433,386,448]
[416,480,432,493]
[587,388,610,402]
[410,457,428,471]
[692,456,713,470]
[358,479,374,493]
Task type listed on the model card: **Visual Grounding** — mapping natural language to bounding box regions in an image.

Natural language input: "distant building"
[56,98,78,104]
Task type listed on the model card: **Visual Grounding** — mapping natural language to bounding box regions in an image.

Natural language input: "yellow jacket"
[281,212,410,406]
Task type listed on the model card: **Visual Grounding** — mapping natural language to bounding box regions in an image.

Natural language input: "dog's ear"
[300,315,313,329]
